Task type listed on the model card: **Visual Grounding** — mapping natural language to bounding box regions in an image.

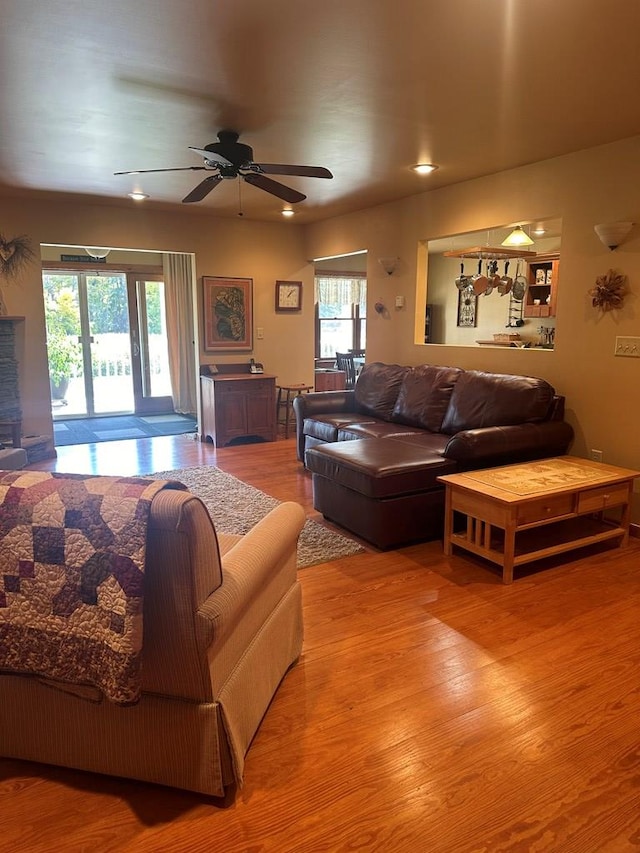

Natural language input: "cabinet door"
[200,376,216,441]
[246,382,276,439]
[547,260,559,316]
[217,389,249,441]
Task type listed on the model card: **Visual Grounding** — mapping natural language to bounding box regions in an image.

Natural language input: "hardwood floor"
[2,435,640,852]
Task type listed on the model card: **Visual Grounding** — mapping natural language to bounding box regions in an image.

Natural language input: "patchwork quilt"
[0,471,185,704]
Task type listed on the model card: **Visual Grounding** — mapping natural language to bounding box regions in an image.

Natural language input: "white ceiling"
[3,0,640,224]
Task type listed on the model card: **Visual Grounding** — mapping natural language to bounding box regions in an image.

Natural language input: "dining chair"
[335,352,357,389]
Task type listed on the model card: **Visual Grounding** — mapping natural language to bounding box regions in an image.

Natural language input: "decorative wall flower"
[589,268,627,312]
[0,233,36,279]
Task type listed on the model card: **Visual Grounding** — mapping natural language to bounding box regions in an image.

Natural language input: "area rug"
[54,414,198,446]
[145,465,365,569]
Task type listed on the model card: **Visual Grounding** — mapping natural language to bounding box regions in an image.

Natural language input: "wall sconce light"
[378,257,399,275]
[501,226,534,247]
[594,222,634,250]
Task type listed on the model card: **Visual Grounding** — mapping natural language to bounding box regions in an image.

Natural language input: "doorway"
[43,270,173,418]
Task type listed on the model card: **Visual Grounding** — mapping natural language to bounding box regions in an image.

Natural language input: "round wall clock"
[275,280,302,311]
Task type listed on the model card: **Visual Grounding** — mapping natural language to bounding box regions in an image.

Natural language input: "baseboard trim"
[630,523,639,539]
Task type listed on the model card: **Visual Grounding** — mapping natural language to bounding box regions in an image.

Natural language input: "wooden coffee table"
[438,456,640,583]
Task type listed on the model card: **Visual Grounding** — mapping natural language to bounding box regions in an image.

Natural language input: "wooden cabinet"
[524,254,559,318]
[200,374,276,446]
[314,370,346,391]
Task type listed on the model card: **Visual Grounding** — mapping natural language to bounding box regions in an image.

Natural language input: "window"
[314,274,366,358]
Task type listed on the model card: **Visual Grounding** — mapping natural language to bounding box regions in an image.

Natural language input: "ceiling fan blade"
[254,164,333,179]
[114,166,208,175]
[243,173,306,203]
[182,175,224,203]
[188,146,234,166]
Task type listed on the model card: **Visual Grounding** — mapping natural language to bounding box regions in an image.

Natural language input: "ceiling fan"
[114,130,333,204]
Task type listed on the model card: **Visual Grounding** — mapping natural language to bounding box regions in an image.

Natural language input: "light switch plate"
[614,336,640,357]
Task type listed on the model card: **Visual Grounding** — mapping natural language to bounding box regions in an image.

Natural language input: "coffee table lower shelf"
[448,515,626,577]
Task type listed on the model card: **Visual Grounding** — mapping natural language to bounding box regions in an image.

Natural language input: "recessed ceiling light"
[533,227,546,235]
[281,209,295,217]
[128,191,149,201]
[411,163,438,175]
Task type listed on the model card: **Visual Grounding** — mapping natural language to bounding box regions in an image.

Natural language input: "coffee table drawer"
[577,484,629,513]
[517,493,575,525]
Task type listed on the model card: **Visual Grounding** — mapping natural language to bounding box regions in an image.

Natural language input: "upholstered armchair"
[0,487,306,796]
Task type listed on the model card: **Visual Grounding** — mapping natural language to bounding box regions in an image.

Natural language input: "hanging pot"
[498,260,513,296]
[498,260,513,294]
[512,262,528,301]
[485,260,500,295]
[471,259,489,295]
[455,262,469,291]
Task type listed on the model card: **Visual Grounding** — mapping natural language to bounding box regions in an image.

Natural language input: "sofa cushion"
[391,364,463,432]
[303,413,377,443]
[354,362,409,421]
[305,440,458,499]
[440,370,555,434]
[386,432,450,455]
[338,423,425,441]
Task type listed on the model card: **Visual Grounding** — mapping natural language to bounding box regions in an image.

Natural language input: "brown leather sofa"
[294,362,574,549]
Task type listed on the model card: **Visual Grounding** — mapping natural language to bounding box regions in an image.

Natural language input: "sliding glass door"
[43,271,173,417]
[129,277,173,414]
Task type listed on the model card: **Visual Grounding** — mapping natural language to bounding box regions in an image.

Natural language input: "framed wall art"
[457,288,477,327]
[203,276,253,352]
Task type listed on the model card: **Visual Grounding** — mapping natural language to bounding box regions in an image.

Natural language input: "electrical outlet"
[614,336,640,357]
[590,449,603,462]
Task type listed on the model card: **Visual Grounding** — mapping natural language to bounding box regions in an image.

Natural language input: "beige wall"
[305,136,640,516]
[2,199,314,438]
[3,135,640,516]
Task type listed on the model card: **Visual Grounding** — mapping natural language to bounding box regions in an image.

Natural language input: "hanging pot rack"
[443,246,537,260]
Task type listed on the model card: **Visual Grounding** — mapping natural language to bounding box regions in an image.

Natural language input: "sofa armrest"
[196,501,306,653]
[293,390,356,461]
[443,421,575,465]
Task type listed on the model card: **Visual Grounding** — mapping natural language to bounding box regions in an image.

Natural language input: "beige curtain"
[314,275,367,311]
[162,253,197,414]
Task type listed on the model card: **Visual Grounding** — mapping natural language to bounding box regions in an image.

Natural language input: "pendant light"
[501,225,534,247]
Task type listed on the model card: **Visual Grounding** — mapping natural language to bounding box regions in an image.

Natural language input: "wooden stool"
[276,384,313,438]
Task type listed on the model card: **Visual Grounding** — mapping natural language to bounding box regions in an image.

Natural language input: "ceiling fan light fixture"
[411,163,438,175]
[117,131,332,206]
[502,225,534,247]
